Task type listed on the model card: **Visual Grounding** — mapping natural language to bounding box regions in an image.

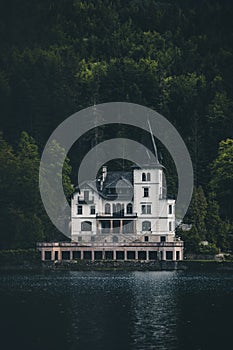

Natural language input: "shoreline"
[1,259,233,272]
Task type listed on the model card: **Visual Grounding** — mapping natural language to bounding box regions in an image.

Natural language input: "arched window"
[116,203,121,214]
[147,173,151,181]
[142,221,151,231]
[81,221,92,231]
[127,203,133,214]
[105,203,111,214]
[142,172,146,181]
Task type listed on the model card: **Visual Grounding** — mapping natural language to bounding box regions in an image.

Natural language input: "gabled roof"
[104,171,133,189]
[73,171,133,200]
[73,180,99,195]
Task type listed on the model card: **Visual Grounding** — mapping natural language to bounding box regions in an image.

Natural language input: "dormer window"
[84,190,89,202]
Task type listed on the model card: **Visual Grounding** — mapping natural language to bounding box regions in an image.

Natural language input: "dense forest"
[0,0,232,254]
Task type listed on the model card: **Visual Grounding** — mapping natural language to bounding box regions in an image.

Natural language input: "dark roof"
[73,171,133,200]
[131,162,164,169]
[103,171,132,189]
[101,171,133,200]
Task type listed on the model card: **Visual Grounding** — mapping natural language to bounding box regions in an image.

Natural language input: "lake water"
[1,270,233,350]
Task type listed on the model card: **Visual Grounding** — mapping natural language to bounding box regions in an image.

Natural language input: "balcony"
[37,241,184,248]
[77,196,94,204]
[96,212,137,218]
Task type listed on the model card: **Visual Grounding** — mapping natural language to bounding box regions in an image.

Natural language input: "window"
[149,251,157,260]
[147,173,151,181]
[127,203,133,214]
[169,205,172,214]
[166,251,173,260]
[84,190,89,202]
[144,187,149,197]
[116,203,121,215]
[45,251,51,260]
[142,221,151,231]
[73,251,81,259]
[102,220,110,233]
[142,172,146,181]
[160,236,166,242]
[144,236,149,242]
[90,205,95,215]
[141,205,151,214]
[105,203,111,214]
[81,221,92,231]
[62,251,70,260]
[169,221,172,231]
[77,205,82,215]
[123,220,134,233]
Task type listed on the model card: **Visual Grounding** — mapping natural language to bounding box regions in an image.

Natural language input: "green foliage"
[181,183,233,254]
[179,226,201,254]
[184,186,207,240]
[210,139,233,221]
[199,243,218,255]
[0,249,41,266]
[0,132,72,249]
[0,0,233,251]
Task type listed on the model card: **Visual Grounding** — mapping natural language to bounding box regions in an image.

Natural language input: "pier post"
[113,250,116,260]
[124,250,127,260]
[41,250,45,261]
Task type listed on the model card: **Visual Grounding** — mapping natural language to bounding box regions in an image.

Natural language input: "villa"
[38,158,184,262]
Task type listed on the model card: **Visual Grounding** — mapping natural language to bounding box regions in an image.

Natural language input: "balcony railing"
[37,241,184,248]
[96,212,137,218]
[77,196,94,204]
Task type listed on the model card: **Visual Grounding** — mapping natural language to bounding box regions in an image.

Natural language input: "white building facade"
[68,163,183,261]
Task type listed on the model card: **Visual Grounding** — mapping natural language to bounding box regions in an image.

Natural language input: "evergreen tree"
[184,186,207,241]
[210,139,233,221]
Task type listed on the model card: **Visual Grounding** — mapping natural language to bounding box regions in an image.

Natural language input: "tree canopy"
[0,0,232,251]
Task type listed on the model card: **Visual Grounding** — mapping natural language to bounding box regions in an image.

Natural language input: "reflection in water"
[130,272,178,350]
[66,271,178,350]
[1,271,233,350]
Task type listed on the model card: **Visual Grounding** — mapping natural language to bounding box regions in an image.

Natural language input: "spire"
[147,119,159,163]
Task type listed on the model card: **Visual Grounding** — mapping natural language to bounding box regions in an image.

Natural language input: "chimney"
[102,166,107,182]
[100,166,107,191]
